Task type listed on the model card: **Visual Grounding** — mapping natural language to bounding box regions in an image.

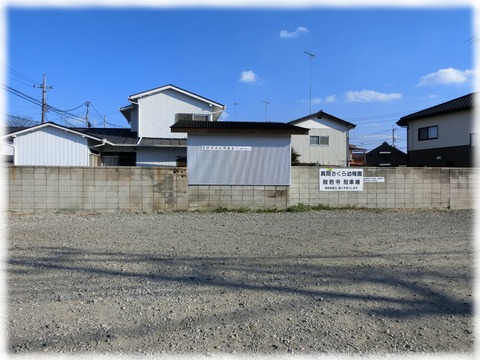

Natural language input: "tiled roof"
[289,110,356,129]
[139,137,186,146]
[75,128,138,145]
[77,128,187,146]
[366,141,406,156]
[397,93,474,126]
[170,120,309,135]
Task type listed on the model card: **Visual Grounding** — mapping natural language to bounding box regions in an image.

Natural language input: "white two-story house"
[119,84,225,166]
[289,110,356,167]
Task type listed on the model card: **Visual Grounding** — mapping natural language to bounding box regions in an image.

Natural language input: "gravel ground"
[6,209,475,357]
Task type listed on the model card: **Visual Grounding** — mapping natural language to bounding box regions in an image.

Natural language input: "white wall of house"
[130,106,139,133]
[407,110,473,151]
[13,127,90,166]
[291,118,350,166]
[136,147,186,167]
[187,134,291,185]
[1,142,14,156]
[137,89,215,139]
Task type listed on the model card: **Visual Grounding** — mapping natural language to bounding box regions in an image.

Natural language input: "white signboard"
[363,177,385,183]
[320,168,363,191]
[201,145,252,151]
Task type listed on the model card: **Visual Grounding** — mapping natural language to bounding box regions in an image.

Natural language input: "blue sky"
[3,2,477,152]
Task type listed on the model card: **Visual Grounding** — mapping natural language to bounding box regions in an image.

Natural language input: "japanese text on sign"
[319,168,364,191]
[201,145,252,151]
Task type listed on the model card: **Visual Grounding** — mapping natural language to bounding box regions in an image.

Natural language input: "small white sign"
[364,177,385,183]
[201,145,252,151]
[319,168,363,191]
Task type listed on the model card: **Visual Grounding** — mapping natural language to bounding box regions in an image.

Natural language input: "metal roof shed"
[171,121,308,185]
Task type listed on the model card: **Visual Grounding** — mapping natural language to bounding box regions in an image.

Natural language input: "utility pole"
[34,74,53,124]
[85,101,91,127]
[104,115,106,128]
[304,51,315,114]
[260,100,269,121]
[392,127,396,148]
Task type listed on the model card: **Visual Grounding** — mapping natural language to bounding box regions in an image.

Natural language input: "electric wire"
[4,66,40,86]
[4,84,89,125]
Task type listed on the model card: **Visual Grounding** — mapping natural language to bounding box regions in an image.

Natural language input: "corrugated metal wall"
[14,127,90,166]
[187,134,291,185]
[136,147,186,167]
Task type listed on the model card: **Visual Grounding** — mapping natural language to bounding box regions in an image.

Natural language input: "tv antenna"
[260,100,269,121]
[304,51,315,114]
[233,102,241,120]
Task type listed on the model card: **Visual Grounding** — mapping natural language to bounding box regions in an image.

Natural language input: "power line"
[5,66,40,86]
[4,85,88,126]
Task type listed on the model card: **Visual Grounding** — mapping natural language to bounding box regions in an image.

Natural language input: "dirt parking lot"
[6,209,475,356]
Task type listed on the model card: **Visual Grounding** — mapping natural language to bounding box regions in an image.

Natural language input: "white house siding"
[407,110,473,151]
[130,106,139,133]
[136,147,186,167]
[14,127,90,166]
[291,117,349,166]
[1,142,14,156]
[188,134,291,185]
[138,89,215,139]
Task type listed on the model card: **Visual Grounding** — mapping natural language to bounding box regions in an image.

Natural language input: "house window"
[310,136,329,146]
[193,114,208,121]
[418,126,438,141]
[176,113,209,122]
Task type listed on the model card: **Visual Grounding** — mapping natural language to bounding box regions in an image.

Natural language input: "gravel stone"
[7,209,474,356]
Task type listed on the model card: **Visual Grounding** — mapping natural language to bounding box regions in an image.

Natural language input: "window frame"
[418,125,438,141]
[310,135,329,146]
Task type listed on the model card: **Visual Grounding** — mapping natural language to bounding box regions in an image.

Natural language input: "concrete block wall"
[5,165,478,212]
[290,166,478,209]
[7,166,188,212]
[188,185,289,211]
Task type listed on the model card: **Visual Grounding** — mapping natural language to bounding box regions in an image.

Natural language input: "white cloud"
[325,95,337,103]
[279,26,309,39]
[219,111,229,121]
[417,68,475,86]
[239,70,258,83]
[311,95,337,105]
[344,89,402,103]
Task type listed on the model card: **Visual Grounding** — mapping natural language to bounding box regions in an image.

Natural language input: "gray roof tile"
[397,93,474,126]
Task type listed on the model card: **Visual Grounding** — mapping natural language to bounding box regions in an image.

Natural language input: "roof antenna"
[304,51,315,114]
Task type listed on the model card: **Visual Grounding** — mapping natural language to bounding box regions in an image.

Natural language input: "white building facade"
[289,111,356,167]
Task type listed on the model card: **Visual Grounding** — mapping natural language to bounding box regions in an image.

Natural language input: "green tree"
[291,147,301,165]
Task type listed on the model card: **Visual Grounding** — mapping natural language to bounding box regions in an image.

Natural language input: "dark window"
[418,126,438,141]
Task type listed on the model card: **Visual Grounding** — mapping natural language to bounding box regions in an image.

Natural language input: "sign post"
[319,168,364,191]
